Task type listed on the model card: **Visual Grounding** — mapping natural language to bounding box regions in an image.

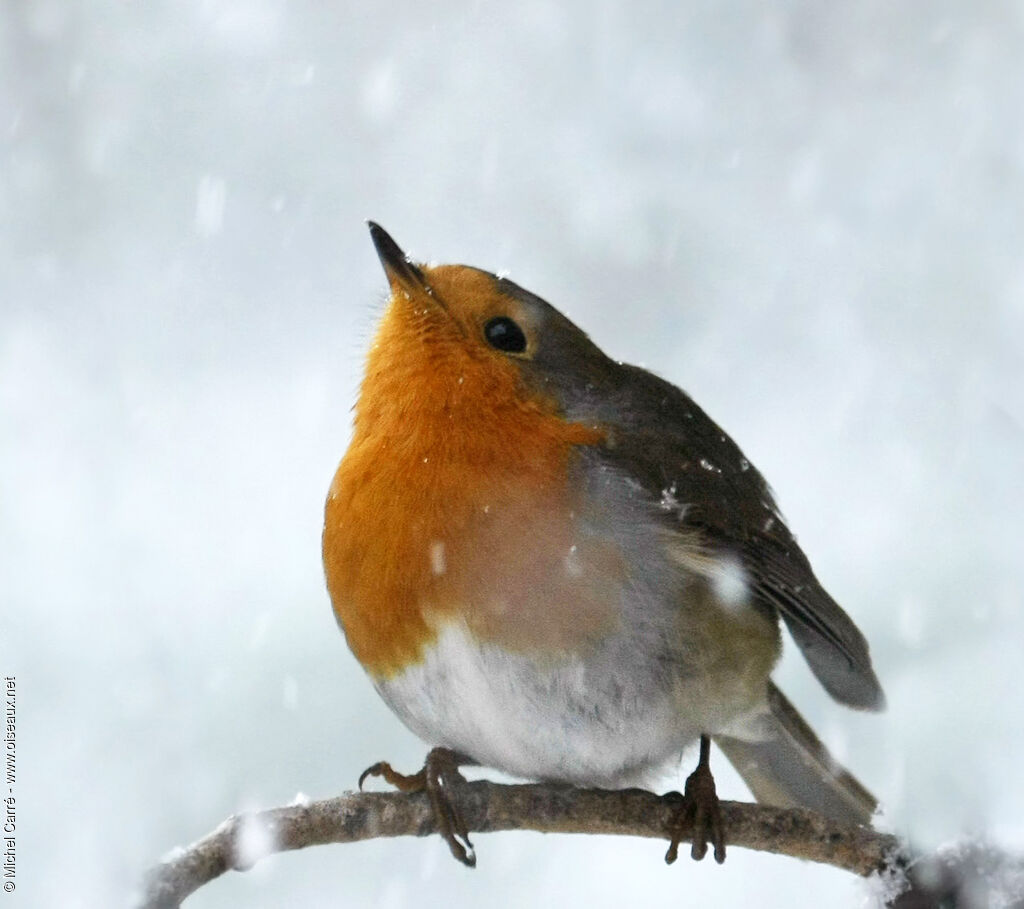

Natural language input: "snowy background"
[2,1,1023,906]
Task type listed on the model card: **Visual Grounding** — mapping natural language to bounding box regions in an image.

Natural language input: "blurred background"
[2,1,1023,906]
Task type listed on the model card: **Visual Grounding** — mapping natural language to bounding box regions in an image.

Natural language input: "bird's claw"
[664,734,726,865]
[358,747,476,867]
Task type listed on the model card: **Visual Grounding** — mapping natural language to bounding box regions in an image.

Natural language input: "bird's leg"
[359,747,478,867]
[664,734,726,864]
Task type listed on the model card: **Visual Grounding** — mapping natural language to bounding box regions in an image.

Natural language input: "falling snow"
[711,556,748,609]
[659,484,679,512]
[563,543,583,578]
[195,174,226,238]
[234,814,277,869]
[7,4,1024,908]
[429,540,447,576]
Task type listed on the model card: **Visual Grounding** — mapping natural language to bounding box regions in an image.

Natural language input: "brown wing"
[580,364,885,711]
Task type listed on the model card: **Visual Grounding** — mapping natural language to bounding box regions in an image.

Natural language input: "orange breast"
[323,297,610,678]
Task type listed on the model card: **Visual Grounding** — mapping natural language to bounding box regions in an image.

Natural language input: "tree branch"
[138,781,904,908]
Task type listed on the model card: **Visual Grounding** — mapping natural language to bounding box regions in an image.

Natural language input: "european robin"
[322,223,885,866]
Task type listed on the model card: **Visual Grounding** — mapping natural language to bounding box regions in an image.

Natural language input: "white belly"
[375,614,773,788]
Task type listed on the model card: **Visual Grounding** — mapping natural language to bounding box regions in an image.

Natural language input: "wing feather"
[576,364,885,711]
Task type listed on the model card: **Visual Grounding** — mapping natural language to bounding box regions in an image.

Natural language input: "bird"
[322,222,885,867]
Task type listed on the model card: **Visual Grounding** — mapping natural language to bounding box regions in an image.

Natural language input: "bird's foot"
[359,747,477,867]
[664,734,726,865]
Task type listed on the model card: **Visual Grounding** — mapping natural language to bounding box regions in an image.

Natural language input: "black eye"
[483,316,527,353]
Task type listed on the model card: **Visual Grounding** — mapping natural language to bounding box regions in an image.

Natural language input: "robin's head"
[360,223,617,429]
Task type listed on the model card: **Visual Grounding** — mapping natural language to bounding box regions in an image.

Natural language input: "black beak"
[368,222,427,294]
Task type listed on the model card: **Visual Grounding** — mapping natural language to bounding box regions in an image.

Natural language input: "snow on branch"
[138,781,904,908]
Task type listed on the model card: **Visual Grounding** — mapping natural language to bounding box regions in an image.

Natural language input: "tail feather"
[714,682,877,827]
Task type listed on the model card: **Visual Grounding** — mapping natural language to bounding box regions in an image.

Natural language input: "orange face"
[323,263,611,678]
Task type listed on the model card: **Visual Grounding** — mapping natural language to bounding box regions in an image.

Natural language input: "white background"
[2,1,1023,906]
